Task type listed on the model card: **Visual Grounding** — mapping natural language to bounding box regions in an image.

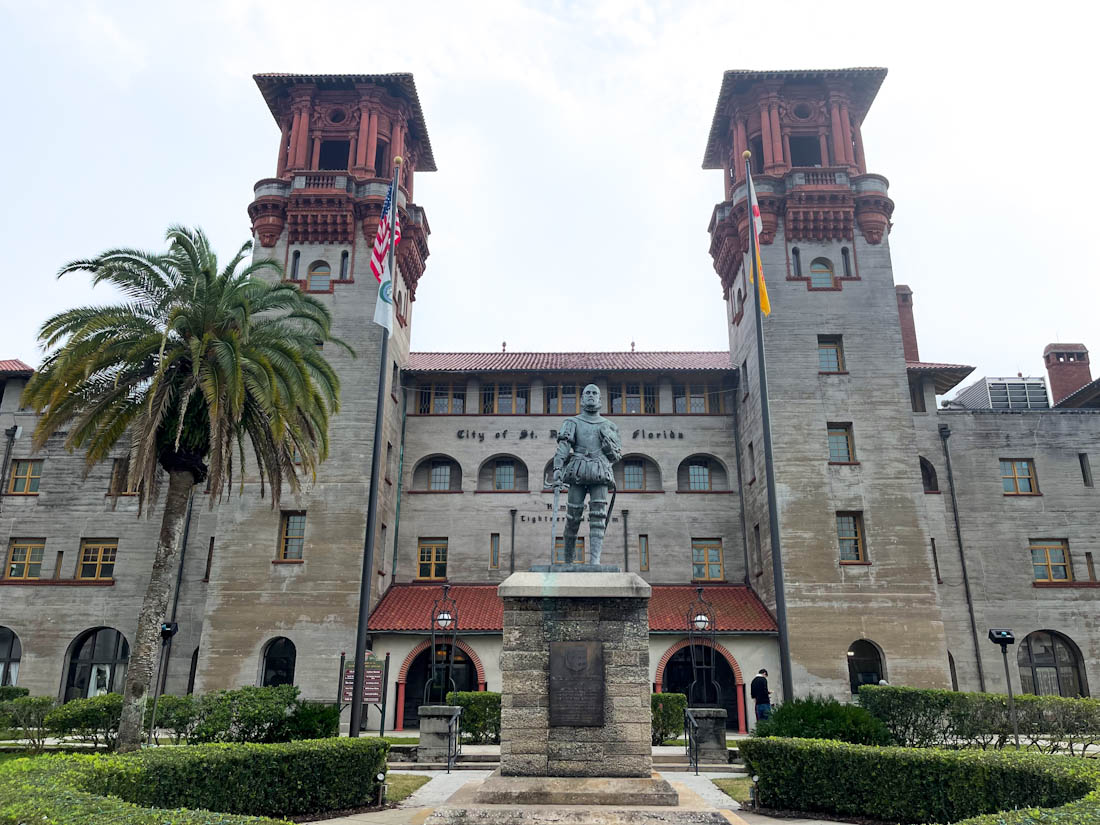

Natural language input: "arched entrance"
[401,642,477,729]
[1018,630,1089,697]
[847,639,884,694]
[64,627,129,702]
[660,645,739,730]
[261,637,296,687]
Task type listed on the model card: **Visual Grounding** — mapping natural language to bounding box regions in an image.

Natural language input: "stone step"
[389,761,501,771]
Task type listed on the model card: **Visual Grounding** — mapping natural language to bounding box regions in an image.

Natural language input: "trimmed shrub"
[0,737,390,823]
[46,692,123,749]
[651,692,687,745]
[0,686,28,702]
[446,691,501,744]
[191,685,300,744]
[740,737,1099,824]
[284,701,341,741]
[145,694,198,744]
[4,695,55,753]
[754,695,891,746]
[858,684,1100,755]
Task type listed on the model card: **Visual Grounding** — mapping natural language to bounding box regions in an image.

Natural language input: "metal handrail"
[446,707,463,774]
[684,708,699,775]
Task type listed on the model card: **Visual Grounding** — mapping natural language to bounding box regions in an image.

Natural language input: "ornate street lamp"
[425,584,459,705]
[686,586,721,707]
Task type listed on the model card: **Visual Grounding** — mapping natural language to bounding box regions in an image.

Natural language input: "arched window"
[290,250,300,279]
[339,250,349,280]
[809,258,835,288]
[841,247,852,277]
[412,455,462,491]
[476,455,529,491]
[677,455,729,491]
[307,261,331,292]
[64,628,129,701]
[1017,630,1089,697]
[791,247,802,277]
[0,626,21,686]
[262,637,296,687]
[847,639,884,694]
[920,457,939,492]
[615,454,662,492]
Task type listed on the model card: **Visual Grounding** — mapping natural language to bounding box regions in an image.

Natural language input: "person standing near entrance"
[750,668,771,721]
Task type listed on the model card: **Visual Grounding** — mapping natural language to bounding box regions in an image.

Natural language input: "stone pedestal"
[498,571,653,778]
[417,705,461,763]
[687,707,728,763]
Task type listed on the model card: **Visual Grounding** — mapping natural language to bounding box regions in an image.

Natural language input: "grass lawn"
[382,736,420,745]
[387,773,431,803]
[712,777,752,804]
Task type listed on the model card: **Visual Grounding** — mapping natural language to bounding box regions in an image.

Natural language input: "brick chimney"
[1044,343,1092,404]
[896,285,919,361]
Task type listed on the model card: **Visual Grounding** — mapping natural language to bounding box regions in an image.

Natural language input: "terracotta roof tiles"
[0,359,33,377]
[406,352,733,373]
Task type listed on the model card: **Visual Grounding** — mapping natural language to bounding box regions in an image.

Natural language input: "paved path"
[660,770,743,811]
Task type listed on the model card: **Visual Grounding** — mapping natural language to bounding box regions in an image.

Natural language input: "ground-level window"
[691,538,723,581]
[847,639,883,694]
[1031,539,1072,582]
[553,537,586,564]
[1017,630,1089,697]
[64,627,129,702]
[0,626,21,686]
[262,637,296,687]
[418,538,448,580]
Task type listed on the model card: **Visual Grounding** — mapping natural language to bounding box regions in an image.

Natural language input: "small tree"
[6,696,56,753]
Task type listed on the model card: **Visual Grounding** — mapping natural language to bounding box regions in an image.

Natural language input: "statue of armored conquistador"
[551,384,622,564]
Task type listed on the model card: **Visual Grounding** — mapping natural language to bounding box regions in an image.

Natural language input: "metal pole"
[509,509,517,574]
[146,641,168,746]
[622,509,629,571]
[744,153,794,703]
[160,488,196,698]
[1002,645,1020,748]
[337,651,346,706]
[351,158,400,737]
[379,652,391,737]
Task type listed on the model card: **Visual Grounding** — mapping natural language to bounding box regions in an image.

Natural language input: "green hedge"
[858,684,1100,754]
[652,692,687,745]
[446,691,501,744]
[0,687,28,703]
[46,693,123,749]
[0,737,390,824]
[754,695,891,746]
[740,737,1100,824]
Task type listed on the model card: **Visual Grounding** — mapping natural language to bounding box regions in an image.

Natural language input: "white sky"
[2,1,1098,393]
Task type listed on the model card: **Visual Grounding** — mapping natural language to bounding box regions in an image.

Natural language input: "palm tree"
[23,226,349,752]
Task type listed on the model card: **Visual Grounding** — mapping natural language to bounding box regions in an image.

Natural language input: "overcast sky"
[2,1,1097,395]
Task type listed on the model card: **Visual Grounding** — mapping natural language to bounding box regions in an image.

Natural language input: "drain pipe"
[939,423,986,691]
[509,509,517,574]
[622,509,629,572]
[390,387,409,580]
[0,425,18,515]
[159,486,197,694]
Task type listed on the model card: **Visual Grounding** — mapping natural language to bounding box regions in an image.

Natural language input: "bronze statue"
[550,384,622,564]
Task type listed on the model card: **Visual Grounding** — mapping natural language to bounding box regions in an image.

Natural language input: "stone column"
[853,122,867,173]
[829,99,847,165]
[734,118,748,182]
[310,136,321,170]
[840,102,854,169]
[276,122,290,176]
[366,111,379,176]
[759,105,773,169]
[769,103,783,169]
[356,107,370,170]
[293,106,311,169]
[818,130,829,168]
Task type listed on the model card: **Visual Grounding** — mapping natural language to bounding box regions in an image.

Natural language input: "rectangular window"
[480,382,529,414]
[623,459,646,491]
[560,384,576,414]
[688,460,711,490]
[8,459,42,495]
[1001,459,1039,495]
[836,512,866,563]
[53,550,64,579]
[416,383,465,414]
[544,383,578,414]
[639,535,649,571]
[109,457,139,495]
[279,512,306,560]
[481,384,496,414]
[827,423,855,462]
[6,539,44,580]
[1087,552,1097,582]
[1031,539,1071,582]
[609,382,658,414]
[494,459,515,490]
[672,384,725,414]
[553,537,585,564]
[747,442,755,482]
[78,540,117,580]
[753,524,763,575]
[489,533,500,569]
[741,359,749,397]
[691,538,724,581]
[418,538,448,580]
[1081,453,1094,487]
[910,380,927,413]
[203,537,214,581]
[818,336,845,372]
[429,461,452,491]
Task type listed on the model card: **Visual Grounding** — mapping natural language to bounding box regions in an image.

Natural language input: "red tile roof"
[0,359,33,377]
[369,582,776,633]
[406,352,733,373]
[906,360,974,394]
[1054,376,1100,409]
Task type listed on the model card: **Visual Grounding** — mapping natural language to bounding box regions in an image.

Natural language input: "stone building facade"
[0,69,1097,730]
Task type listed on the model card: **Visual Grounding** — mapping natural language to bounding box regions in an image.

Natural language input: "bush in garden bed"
[46,692,123,749]
[740,736,1100,824]
[754,694,892,746]
[651,692,687,745]
[446,691,501,744]
[0,737,390,824]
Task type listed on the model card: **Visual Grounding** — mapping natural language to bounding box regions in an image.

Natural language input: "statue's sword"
[549,478,561,566]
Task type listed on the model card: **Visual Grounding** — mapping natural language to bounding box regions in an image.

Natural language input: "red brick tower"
[1044,344,1092,404]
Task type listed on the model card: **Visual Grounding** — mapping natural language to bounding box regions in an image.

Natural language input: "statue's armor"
[554,413,622,564]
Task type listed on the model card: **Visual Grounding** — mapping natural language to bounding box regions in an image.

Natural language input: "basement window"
[789,135,822,167]
[318,140,350,171]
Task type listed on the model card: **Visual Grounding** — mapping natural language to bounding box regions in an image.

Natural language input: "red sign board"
[342,656,385,704]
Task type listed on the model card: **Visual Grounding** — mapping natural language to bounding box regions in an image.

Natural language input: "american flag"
[370,179,402,283]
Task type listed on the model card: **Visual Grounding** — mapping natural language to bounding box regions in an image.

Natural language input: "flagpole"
[744,151,794,704]
[350,157,402,737]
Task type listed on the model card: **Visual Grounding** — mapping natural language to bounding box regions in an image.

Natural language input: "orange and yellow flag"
[747,172,771,316]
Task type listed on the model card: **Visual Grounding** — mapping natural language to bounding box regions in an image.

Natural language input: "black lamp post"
[686,586,720,707]
[425,584,459,705]
[988,628,1020,748]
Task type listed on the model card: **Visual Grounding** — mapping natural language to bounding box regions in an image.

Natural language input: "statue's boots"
[588,500,608,565]
[563,504,584,563]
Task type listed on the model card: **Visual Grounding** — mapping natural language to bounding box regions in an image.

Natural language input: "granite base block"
[473,771,678,806]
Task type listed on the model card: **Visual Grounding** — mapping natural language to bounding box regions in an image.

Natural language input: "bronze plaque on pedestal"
[549,641,605,727]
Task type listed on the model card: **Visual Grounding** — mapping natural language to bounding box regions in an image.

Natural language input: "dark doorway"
[261,637,296,687]
[318,140,350,171]
[789,135,823,167]
[661,645,739,730]
[64,627,129,702]
[402,643,477,729]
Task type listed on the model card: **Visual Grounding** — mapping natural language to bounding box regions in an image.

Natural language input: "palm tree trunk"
[116,468,196,752]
